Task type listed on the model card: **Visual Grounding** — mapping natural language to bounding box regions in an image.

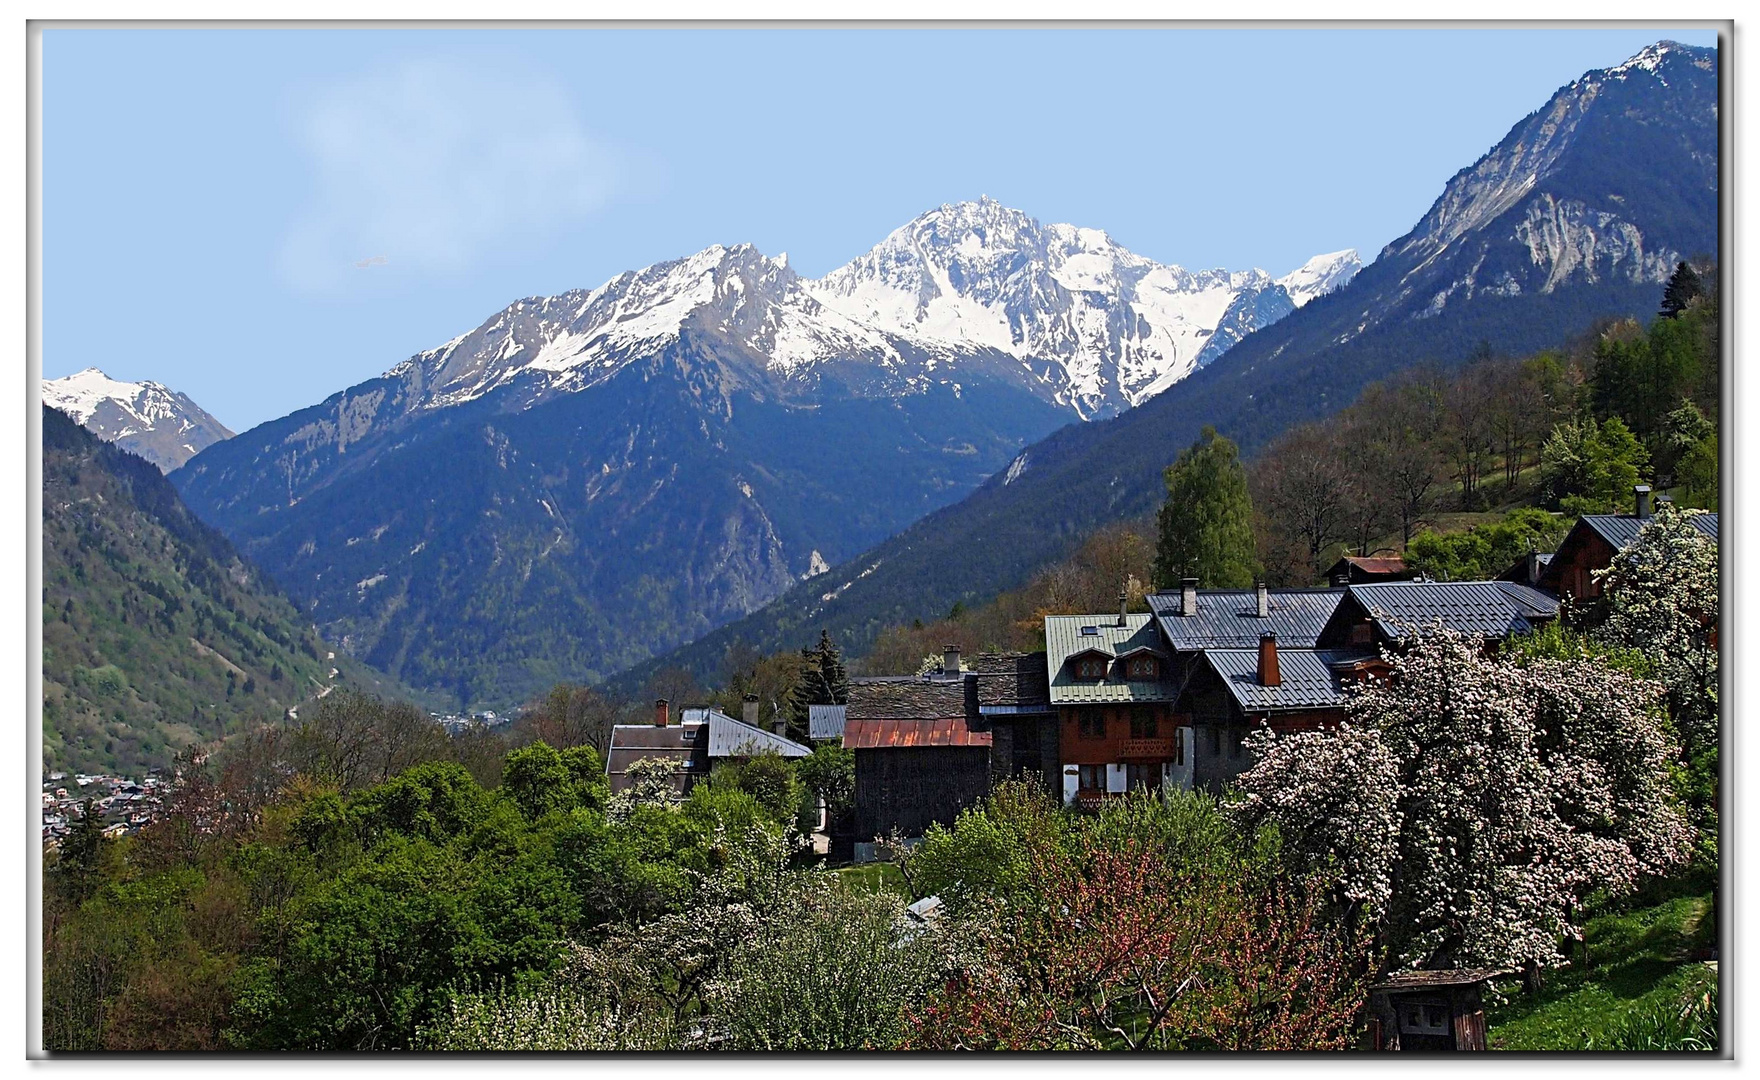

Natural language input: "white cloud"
[280,60,619,293]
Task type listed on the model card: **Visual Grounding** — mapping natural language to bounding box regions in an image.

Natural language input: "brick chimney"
[1181,577,1199,617]
[1635,484,1653,519]
[654,698,670,728]
[1257,632,1281,688]
[943,643,961,678]
[1117,590,1129,627]
[1256,580,1269,618]
[742,694,759,726]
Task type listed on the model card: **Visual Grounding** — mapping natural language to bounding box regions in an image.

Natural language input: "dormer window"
[1077,657,1106,680]
[1126,656,1158,680]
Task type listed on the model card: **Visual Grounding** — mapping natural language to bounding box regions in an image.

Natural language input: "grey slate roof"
[971,652,1051,712]
[847,678,967,720]
[1203,648,1374,713]
[1046,614,1181,704]
[1148,588,1344,650]
[1582,511,1718,551]
[606,723,708,781]
[706,711,811,758]
[1347,581,1561,640]
[808,704,847,740]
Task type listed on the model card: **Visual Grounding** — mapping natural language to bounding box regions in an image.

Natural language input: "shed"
[808,703,848,740]
[846,677,991,856]
[1324,554,1415,585]
[1364,968,1514,1051]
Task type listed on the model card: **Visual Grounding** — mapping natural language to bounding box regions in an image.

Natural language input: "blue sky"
[43,26,1719,432]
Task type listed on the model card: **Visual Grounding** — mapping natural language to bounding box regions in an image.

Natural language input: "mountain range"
[167,202,1354,705]
[620,39,1719,689]
[43,367,233,472]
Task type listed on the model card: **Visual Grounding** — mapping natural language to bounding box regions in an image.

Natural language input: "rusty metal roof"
[844,718,993,750]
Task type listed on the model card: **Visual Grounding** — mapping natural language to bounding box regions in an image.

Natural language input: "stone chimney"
[742,694,759,726]
[1257,632,1281,688]
[1117,590,1129,627]
[1181,577,1199,617]
[774,709,788,738]
[654,698,670,728]
[1635,484,1653,519]
[1256,580,1269,618]
[943,643,961,678]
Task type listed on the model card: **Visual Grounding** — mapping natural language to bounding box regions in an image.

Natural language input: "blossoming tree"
[1232,629,1692,975]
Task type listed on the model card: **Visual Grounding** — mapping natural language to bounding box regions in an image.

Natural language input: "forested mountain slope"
[618,40,1717,688]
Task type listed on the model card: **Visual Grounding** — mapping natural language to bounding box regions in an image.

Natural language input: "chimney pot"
[654,698,670,728]
[1117,590,1129,627]
[943,643,961,678]
[1257,632,1281,688]
[1256,580,1269,619]
[1181,577,1199,617]
[742,694,759,726]
[1635,484,1653,519]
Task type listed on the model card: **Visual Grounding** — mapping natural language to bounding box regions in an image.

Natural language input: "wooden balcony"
[1118,737,1176,760]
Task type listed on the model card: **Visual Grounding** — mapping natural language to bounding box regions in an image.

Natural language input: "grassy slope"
[1487,890,1717,1050]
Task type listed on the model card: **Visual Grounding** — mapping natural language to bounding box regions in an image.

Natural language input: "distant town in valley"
[38,29,1724,1056]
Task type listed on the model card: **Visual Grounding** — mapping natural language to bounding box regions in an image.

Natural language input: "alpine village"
[41,39,1722,1054]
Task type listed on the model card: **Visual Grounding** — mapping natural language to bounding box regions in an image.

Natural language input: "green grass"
[1487,890,1718,1051]
[834,862,911,899]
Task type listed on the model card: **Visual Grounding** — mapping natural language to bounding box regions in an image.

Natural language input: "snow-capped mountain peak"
[42,367,233,472]
[384,200,1360,421]
[1277,250,1363,308]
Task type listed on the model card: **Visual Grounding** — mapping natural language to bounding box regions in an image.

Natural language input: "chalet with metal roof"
[1044,598,1193,807]
[1180,635,1384,791]
[1317,581,1560,650]
[1539,486,1718,600]
[606,699,809,797]
[1147,579,1344,651]
[845,652,991,857]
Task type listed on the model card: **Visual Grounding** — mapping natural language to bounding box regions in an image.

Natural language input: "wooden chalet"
[1045,596,1192,807]
[1324,554,1415,585]
[1539,486,1718,601]
[845,655,992,858]
[605,698,809,797]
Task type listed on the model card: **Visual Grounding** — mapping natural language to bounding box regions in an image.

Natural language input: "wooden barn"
[845,665,991,859]
[1539,486,1718,601]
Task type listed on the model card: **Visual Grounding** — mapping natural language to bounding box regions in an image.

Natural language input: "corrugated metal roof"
[1203,648,1374,712]
[705,712,811,758]
[847,678,966,720]
[1148,588,1344,649]
[1583,511,1718,551]
[1348,580,1561,640]
[808,704,847,740]
[844,718,993,750]
[1046,614,1181,704]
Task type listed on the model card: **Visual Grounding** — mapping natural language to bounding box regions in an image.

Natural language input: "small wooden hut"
[1363,968,1514,1051]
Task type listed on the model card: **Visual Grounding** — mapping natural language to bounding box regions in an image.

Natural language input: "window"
[1078,764,1105,791]
[1078,712,1106,739]
[1125,762,1158,792]
[1129,706,1160,739]
[1172,729,1185,765]
[1127,656,1157,680]
[1077,657,1107,679]
[1350,622,1374,645]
